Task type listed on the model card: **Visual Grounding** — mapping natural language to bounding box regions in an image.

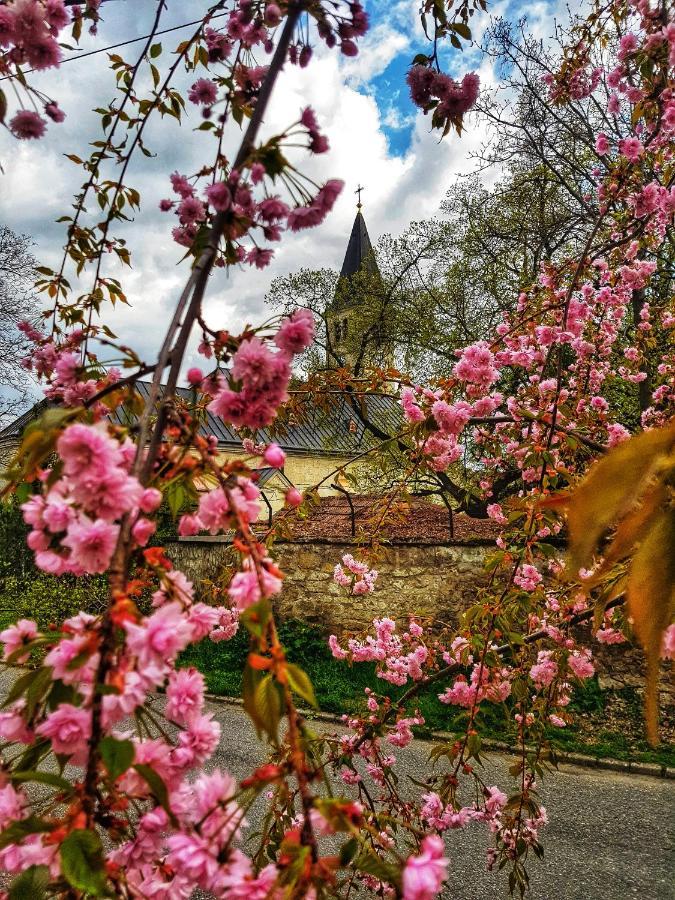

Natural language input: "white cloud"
[0,0,567,383]
[342,21,410,85]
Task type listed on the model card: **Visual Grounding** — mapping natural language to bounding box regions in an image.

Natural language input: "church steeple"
[338,207,379,283]
[327,190,389,372]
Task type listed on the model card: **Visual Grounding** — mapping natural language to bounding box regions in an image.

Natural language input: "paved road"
[197,699,674,900]
[1,668,672,899]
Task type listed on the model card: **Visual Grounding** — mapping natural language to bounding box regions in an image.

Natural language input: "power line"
[1,11,228,81]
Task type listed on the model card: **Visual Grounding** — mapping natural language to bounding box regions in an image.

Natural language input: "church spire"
[339,192,379,281]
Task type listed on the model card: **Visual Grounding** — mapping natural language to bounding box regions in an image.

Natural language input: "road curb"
[204,692,674,780]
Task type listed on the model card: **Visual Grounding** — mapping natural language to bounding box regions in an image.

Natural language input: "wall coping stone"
[176,535,500,548]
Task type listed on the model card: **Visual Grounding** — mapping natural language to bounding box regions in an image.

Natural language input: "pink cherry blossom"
[567,649,595,679]
[274,308,315,355]
[125,602,194,668]
[188,77,217,105]
[263,442,286,468]
[36,704,91,765]
[0,619,38,663]
[285,486,302,507]
[63,517,119,574]
[402,834,449,900]
[9,109,46,139]
[165,668,205,725]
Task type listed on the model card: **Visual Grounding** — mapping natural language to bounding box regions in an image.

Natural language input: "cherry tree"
[0,0,673,897]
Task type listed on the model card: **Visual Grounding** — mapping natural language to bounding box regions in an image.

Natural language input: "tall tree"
[0,226,39,426]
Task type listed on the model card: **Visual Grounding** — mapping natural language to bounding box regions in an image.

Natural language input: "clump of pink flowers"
[329,617,428,686]
[1,0,71,138]
[402,834,449,899]
[206,309,315,429]
[20,422,155,575]
[407,64,480,133]
[333,553,379,595]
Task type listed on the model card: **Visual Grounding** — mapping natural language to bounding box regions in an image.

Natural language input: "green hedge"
[0,501,34,582]
[0,575,109,631]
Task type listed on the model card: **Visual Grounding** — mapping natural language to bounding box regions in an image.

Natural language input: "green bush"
[0,501,35,582]
[0,575,109,631]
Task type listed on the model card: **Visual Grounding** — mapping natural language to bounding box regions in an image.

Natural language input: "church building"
[0,201,401,517]
[325,195,394,374]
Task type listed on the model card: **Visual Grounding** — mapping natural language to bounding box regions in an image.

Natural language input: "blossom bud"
[139,488,162,514]
[264,3,281,25]
[285,487,302,507]
[263,443,286,468]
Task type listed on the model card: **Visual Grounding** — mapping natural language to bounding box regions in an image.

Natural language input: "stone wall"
[165,537,492,633]
[160,537,673,706]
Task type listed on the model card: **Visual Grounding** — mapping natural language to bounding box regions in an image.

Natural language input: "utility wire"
[0,11,228,81]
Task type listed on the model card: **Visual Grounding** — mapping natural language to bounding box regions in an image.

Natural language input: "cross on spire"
[355,183,365,210]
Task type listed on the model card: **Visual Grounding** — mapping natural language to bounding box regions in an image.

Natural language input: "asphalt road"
[197,700,674,900]
[1,670,673,900]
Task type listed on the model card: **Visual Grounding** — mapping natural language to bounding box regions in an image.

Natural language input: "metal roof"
[2,383,402,457]
[255,466,294,488]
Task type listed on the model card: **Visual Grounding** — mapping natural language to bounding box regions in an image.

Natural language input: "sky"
[0,0,562,395]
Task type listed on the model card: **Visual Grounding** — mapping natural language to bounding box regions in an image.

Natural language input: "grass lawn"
[179,620,675,769]
[0,579,672,769]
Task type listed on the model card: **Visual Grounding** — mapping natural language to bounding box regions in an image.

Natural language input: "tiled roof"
[277,495,499,545]
[1,383,402,457]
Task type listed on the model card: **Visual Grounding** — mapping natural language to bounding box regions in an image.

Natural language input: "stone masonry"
[165,537,492,634]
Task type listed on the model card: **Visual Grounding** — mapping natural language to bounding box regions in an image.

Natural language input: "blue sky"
[0,0,560,399]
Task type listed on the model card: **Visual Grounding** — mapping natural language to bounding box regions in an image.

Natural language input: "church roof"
[0,382,402,459]
[339,210,379,281]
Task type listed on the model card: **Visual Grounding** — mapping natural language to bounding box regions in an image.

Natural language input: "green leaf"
[133,764,177,826]
[0,816,52,851]
[3,668,45,710]
[25,667,53,718]
[240,597,272,638]
[254,673,282,744]
[286,663,317,708]
[60,829,108,896]
[354,850,400,887]
[339,837,358,865]
[99,737,134,780]
[16,739,50,773]
[165,479,187,517]
[451,21,472,39]
[8,864,50,900]
[48,680,77,710]
[150,42,162,58]
[11,771,73,793]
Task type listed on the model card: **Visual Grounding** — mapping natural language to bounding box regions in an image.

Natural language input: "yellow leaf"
[626,508,675,747]
[564,423,675,573]
[585,480,667,586]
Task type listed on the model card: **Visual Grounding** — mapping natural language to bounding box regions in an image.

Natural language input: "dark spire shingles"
[339,210,379,280]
